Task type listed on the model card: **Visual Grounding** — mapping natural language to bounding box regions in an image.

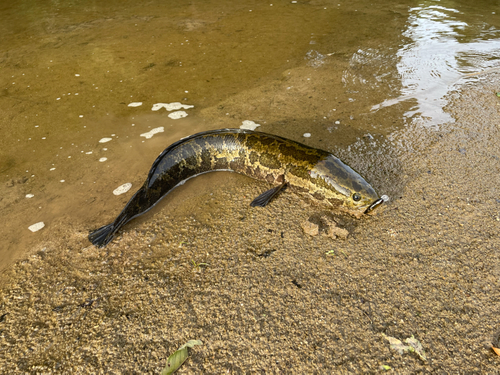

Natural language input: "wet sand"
[1,74,499,372]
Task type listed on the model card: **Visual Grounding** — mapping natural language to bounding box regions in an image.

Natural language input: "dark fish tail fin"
[88,214,129,248]
[88,223,116,248]
[89,186,150,247]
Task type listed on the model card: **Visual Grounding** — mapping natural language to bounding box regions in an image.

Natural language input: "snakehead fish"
[89,128,384,247]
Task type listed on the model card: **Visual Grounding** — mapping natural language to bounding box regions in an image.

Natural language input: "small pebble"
[301,221,319,236]
[26,194,34,198]
[99,138,112,143]
[240,120,260,130]
[113,183,132,195]
[99,157,107,162]
[303,133,311,137]
[28,222,45,232]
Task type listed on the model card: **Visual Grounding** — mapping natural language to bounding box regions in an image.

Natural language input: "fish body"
[89,128,382,247]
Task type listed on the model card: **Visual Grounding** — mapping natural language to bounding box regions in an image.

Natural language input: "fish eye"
[352,193,361,202]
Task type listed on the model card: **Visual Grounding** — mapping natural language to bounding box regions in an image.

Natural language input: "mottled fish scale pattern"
[89,128,380,247]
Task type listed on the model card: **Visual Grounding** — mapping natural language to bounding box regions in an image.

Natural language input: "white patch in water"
[140,127,164,139]
[26,194,34,198]
[99,137,112,143]
[50,168,56,171]
[151,102,194,111]
[28,222,45,232]
[303,133,311,137]
[113,183,132,196]
[99,157,107,162]
[168,111,188,120]
[128,102,143,107]
[85,151,92,155]
[240,120,261,130]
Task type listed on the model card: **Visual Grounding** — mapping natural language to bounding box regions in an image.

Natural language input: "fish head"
[311,155,383,216]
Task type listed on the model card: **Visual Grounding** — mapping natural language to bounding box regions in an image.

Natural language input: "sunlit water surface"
[371,2,500,124]
[0,0,499,270]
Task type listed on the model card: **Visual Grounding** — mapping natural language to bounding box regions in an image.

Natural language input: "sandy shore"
[1,74,500,373]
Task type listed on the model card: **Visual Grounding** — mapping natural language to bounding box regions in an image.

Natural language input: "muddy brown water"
[1,0,500,373]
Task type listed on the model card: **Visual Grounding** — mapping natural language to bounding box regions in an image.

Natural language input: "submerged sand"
[1,75,500,373]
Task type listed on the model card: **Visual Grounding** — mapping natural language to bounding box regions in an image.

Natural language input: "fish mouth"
[364,195,389,214]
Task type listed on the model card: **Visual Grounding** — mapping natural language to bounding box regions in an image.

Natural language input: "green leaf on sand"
[383,334,427,361]
[496,92,500,97]
[161,340,203,375]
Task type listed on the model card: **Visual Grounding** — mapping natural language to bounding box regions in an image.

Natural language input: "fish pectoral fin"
[250,182,288,207]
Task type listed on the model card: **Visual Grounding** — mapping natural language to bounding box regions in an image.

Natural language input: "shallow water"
[1,0,499,270]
